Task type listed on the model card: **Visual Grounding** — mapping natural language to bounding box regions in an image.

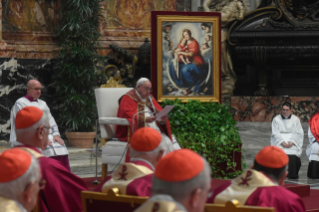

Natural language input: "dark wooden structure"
[229,0,319,96]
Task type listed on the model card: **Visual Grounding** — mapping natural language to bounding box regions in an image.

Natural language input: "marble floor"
[237,121,319,187]
[2,121,319,186]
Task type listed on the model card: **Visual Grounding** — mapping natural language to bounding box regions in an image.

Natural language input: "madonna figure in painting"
[168,29,209,96]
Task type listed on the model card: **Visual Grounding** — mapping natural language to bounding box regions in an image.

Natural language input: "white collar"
[135,90,147,102]
[130,157,155,171]
[15,201,27,212]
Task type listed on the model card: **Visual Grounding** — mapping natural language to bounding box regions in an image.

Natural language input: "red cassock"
[94,160,153,197]
[116,89,172,142]
[208,169,306,212]
[15,145,88,212]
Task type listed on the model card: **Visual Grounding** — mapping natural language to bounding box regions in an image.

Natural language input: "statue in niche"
[95,43,139,88]
[200,0,246,96]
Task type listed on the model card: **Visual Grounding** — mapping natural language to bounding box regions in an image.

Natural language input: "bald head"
[27,80,42,99]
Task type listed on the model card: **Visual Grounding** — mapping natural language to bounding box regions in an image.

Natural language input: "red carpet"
[302,189,319,212]
[82,177,319,211]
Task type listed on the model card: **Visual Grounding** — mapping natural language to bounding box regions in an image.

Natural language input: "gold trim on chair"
[81,188,148,212]
[204,200,276,212]
[101,77,126,88]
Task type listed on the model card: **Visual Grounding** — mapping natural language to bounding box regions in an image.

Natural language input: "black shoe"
[287,176,299,180]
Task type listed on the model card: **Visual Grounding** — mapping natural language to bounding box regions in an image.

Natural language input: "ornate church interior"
[1,0,319,212]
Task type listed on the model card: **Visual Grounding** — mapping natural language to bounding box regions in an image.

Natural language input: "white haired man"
[208,146,305,212]
[95,127,166,196]
[135,149,212,212]
[13,106,88,212]
[116,77,178,161]
[271,102,304,179]
[10,79,70,170]
[0,148,42,212]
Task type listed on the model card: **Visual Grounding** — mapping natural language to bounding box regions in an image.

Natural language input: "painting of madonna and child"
[160,21,219,100]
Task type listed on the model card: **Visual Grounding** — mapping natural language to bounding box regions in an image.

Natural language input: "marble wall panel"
[104,0,176,29]
[2,0,57,32]
[98,0,177,55]
[231,96,319,122]
[0,0,59,59]
[0,58,59,141]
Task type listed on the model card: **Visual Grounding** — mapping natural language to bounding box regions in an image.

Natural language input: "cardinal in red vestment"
[0,148,41,212]
[135,149,212,212]
[208,146,306,212]
[95,127,166,196]
[12,106,88,212]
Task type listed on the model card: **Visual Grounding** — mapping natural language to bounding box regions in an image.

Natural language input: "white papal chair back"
[94,87,133,180]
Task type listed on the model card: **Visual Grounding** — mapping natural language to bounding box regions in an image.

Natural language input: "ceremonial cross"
[238,170,252,186]
[152,202,160,212]
[117,165,128,180]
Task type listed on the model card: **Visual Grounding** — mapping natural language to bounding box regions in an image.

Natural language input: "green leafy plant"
[53,0,104,132]
[162,99,244,179]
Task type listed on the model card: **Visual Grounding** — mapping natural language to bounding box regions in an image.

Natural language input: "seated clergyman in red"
[94,127,166,196]
[207,146,306,212]
[0,149,41,212]
[13,106,88,212]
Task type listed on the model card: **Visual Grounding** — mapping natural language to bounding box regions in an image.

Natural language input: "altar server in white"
[10,79,70,170]
[306,112,319,179]
[271,102,304,179]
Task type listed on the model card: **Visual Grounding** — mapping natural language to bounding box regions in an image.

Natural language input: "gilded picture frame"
[151,11,221,103]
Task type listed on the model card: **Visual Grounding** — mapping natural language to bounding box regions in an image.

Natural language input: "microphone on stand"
[132,110,154,133]
[132,96,157,134]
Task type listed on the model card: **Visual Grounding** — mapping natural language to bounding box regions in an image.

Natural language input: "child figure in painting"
[175,38,191,65]
[205,34,211,43]
[201,42,210,50]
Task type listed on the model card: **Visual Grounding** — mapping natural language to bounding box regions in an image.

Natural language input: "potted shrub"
[162,99,244,179]
[52,0,104,148]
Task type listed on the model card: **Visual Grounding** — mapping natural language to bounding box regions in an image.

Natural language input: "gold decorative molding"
[100,77,126,88]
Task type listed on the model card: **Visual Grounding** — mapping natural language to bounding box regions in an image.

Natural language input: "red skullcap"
[130,127,162,152]
[155,149,204,182]
[0,148,32,183]
[15,106,43,129]
[255,146,289,168]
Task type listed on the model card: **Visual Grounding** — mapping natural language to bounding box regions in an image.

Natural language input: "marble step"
[67,147,117,178]
[67,147,102,177]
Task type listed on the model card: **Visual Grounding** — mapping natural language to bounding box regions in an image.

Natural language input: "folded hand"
[53,135,65,145]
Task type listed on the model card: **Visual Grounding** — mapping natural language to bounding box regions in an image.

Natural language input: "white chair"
[95,87,133,180]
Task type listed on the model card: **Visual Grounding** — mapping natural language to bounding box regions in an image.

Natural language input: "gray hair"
[0,155,40,200]
[15,110,50,139]
[135,78,150,89]
[129,137,167,158]
[152,158,211,202]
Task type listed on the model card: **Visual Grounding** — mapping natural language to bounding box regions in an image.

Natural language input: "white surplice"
[271,114,304,157]
[10,97,68,157]
[306,126,319,161]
